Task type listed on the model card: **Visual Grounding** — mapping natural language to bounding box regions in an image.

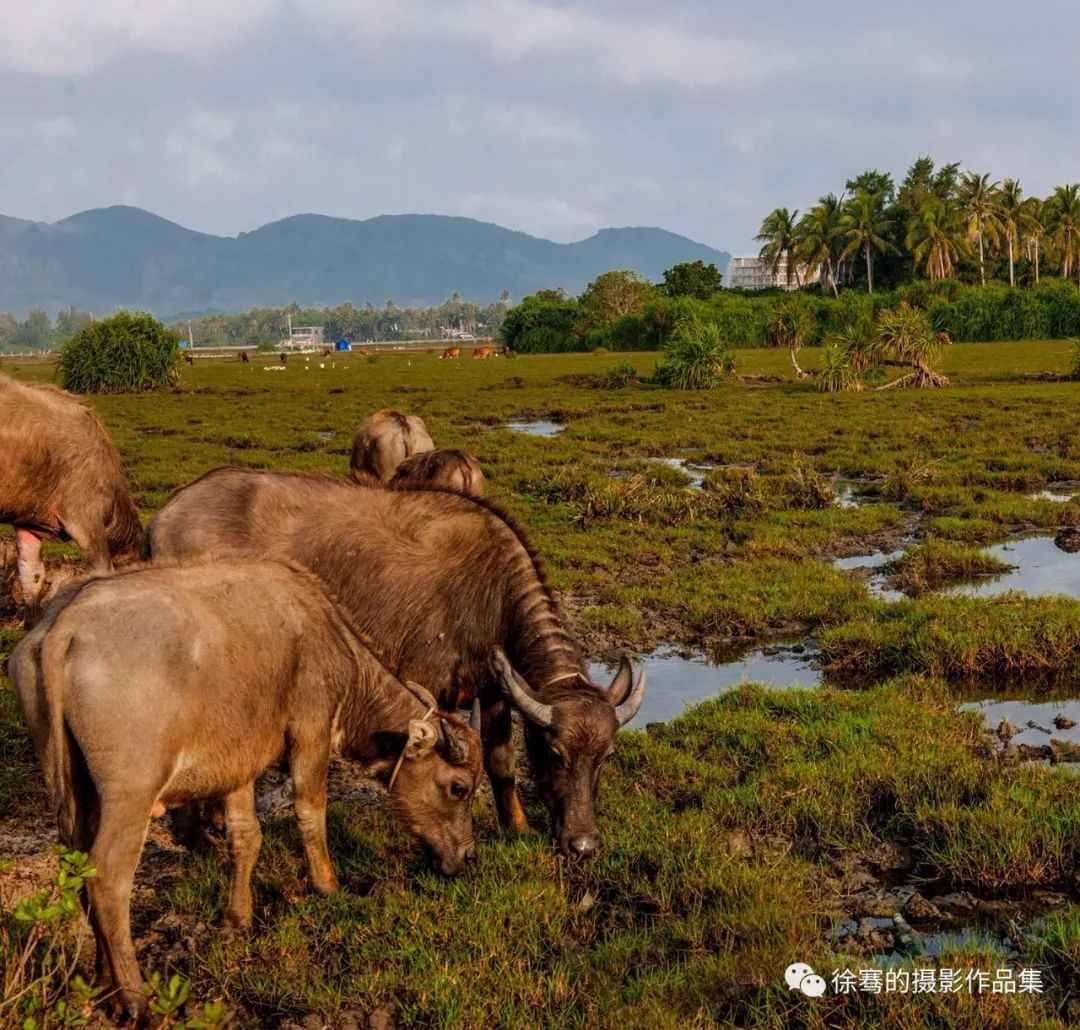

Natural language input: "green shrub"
[58,310,180,393]
[653,317,733,389]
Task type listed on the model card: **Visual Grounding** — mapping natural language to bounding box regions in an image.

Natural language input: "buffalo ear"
[403,720,438,760]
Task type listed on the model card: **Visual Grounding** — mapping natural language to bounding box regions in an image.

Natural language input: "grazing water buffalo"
[10,560,482,1018]
[350,409,435,484]
[390,447,485,496]
[472,345,495,359]
[441,347,461,359]
[0,375,142,608]
[146,469,645,858]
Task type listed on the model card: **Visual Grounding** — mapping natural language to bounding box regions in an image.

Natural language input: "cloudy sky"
[3,1,1079,252]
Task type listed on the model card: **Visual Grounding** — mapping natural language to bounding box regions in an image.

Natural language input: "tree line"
[756,156,1080,294]
[0,308,93,352]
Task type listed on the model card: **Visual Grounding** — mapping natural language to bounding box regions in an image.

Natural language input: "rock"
[864,842,912,873]
[892,913,924,957]
[997,719,1016,742]
[1026,720,1052,735]
[1055,527,1080,554]
[1054,714,1077,730]
[903,893,942,922]
[1017,742,1053,761]
[1051,739,1080,764]
[928,892,977,914]
[726,829,753,859]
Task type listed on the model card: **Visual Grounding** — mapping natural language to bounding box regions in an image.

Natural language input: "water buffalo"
[390,447,485,496]
[146,469,645,858]
[350,410,435,484]
[441,347,461,359]
[472,346,495,359]
[10,559,482,1018]
[0,375,142,609]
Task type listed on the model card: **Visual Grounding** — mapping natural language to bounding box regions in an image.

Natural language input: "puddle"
[962,698,1080,763]
[1029,482,1079,503]
[314,430,336,440]
[590,642,821,725]
[949,534,1080,599]
[507,419,564,437]
[833,549,907,602]
[654,457,717,488]
[835,481,883,509]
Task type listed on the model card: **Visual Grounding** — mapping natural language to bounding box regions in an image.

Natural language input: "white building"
[279,325,325,350]
[727,256,818,291]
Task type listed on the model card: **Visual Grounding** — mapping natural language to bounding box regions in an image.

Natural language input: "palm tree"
[959,172,1001,286]
[876,303,950,389]
[905,197,967,280]
[995,179,1024,288]
[839,188,896,294]
[1048,184,1080,285]
[1021,197,1048,284]
[797,194,844,297]
[755,207,802,287]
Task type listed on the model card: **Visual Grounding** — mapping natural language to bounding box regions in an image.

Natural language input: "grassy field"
[1,340,1080,1027]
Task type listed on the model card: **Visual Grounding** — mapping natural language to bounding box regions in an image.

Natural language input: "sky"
[3,0,1080,253]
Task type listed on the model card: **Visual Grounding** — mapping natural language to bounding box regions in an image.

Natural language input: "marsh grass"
[3,340,1080,1024]
[886,540,1015,596]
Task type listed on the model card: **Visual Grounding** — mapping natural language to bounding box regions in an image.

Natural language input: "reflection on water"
[507,419,564,437]
[590,642,822,725]
[949,535,1080,599]
[962,697,1080,753]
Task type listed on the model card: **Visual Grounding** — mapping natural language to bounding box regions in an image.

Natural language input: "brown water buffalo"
[441,347,461,359]
[390,448,485,496]
[349,409,435,484]
[146,470,645,858]
[10,559,482,1018]
[0,375,142,609]
[472,346,495,359]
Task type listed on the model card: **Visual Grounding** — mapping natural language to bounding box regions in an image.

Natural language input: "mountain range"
[0,206,730,318]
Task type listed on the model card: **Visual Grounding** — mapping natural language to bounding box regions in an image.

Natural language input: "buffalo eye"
[449,782,469,800]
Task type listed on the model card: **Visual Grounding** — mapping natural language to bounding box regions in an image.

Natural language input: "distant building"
[727,256,818,291]
[280,325,325,350]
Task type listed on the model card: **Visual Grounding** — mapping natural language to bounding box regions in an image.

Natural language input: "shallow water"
[655,457,716,488]
[833,549,907,602]
[1030,490,1078,503]
[949,535,1080,599]
[962,698,1080,752]
[506,419,564,437]
[835,481,883,509]
[591,642,822,725]
[314,430,336,440]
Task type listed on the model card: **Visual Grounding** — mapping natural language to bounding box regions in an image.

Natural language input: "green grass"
[886,540,1015,597]
[2,339,1080,1025]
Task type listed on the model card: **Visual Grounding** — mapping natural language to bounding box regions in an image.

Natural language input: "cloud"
[2,0,1080,252]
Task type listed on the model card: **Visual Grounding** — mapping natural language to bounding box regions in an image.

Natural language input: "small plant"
[700,466,763,511]
[875,302,950,389]
[603,362,639,389]
[653,317,734,390]
[780,454,835,509]
[0,849,97,1026]
[58,310,180,393]
[818,342,861,393]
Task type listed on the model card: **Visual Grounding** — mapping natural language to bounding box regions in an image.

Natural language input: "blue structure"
[335,339,352,352]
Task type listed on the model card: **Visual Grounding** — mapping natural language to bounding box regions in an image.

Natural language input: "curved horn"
[614,667,646,727]
[440,717,469,765]
[493,648,553,728]
[403,678,439,710]
[605,653,635,705]
[469,696,483,735]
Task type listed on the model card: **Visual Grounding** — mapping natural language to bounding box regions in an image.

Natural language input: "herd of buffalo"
[0,373,646,1016]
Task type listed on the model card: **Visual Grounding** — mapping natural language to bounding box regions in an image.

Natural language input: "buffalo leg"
[481,698,531,834]
[14,527,45,608]
[222,784,261,930]
[86,805,149,1017]
[290,740,338,895]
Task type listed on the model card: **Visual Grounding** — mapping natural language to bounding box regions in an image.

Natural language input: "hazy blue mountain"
[0,206,730,317]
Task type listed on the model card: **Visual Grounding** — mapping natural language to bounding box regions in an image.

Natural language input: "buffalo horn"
[493,648,553,727]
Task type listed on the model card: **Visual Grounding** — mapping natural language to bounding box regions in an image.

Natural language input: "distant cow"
[358,347,374,358]
[441,347,461,360]
[10,560,483,1018]
[183,352,194,366]
[0,375,142,610]
[391,448,485,496]
[239,351,249,364]
[279,352,288,365]
[350,410,435,483]
[472,346,495,359]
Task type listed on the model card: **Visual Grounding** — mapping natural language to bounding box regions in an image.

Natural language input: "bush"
[653,317,734,389]
[58,310,180,393]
